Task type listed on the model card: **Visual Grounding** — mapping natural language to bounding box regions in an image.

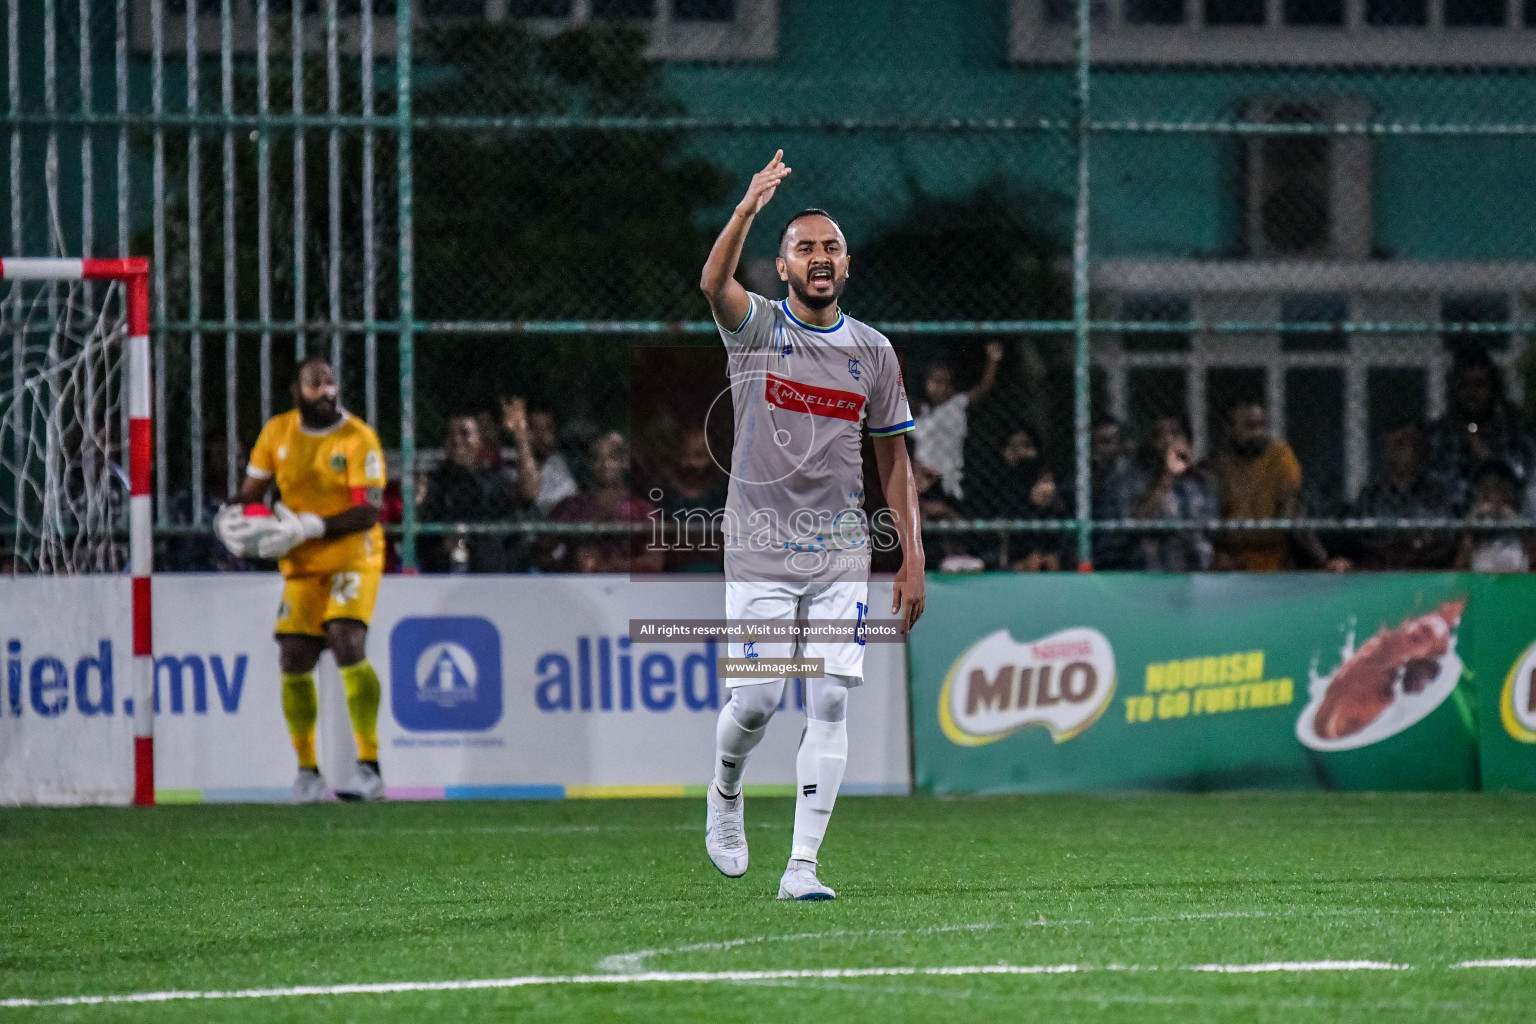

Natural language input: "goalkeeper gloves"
[256,503,327,560]
[214,504,274,558]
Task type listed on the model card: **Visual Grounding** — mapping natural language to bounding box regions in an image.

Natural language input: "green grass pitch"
[5,792,1536,1022]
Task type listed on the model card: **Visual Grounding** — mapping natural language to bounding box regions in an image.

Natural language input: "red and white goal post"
[0,257,154,805]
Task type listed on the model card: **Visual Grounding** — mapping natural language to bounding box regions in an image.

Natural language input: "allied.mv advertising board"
[0,575,911,804]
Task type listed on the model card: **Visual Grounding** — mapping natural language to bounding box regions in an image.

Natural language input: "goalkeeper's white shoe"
[777,860,835,901]
[705,784,749,878]
[292,769,328,804]
[337,762,386,802]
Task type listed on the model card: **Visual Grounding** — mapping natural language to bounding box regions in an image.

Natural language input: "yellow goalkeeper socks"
[281,671,319,770]
[339,659,382,763]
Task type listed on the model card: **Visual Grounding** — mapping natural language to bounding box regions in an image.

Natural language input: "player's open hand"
[737,150,791,218]
[892,570,926,634]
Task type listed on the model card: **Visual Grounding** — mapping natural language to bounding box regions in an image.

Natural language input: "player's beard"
[788,270,846,312]
[298,394,342,429]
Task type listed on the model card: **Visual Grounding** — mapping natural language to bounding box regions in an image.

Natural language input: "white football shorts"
[724,578,870,686]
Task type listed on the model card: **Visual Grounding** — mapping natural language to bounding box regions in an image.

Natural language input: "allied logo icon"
[390,616,502,731]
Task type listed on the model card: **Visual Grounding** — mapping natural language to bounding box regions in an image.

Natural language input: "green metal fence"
[6,0,1536,573]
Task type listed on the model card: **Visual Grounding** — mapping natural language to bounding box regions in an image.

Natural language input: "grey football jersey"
[716,292,913,583]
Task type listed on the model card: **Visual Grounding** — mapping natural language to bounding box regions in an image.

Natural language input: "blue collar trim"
[782,301,844,334]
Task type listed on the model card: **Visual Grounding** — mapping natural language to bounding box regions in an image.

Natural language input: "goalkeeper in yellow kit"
[215,356,388,803]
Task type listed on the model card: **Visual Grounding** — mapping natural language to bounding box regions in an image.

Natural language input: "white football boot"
[336,762,386,802]
[777,859,835,901]
[705,785,749,878]
[291,769,328,804]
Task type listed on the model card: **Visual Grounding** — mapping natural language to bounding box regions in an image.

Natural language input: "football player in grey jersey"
[698,150,925,900]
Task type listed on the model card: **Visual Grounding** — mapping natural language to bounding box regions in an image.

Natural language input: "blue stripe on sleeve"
[716,302,753,335]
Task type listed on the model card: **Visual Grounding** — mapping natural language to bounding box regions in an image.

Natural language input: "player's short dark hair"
[293,353,332,381]
[778,208,843,254]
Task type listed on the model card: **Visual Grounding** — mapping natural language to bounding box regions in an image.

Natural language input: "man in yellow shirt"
[216,357,388,802]
[1203,400,1344,572]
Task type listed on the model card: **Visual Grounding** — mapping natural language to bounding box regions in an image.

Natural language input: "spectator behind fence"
[1343,419,1455,570]
[518,401,579,516]
[910,448,981,572]
[1203,401,1342,572]
[963,423,1071,571]
[1426,347,1536,513]
[912,341,1003,502]
[545,430,663,574]
[655,425,728,572]
[418,413,527,572]
[1100,415,1214,572]
[1091,415,1129,494]
[1086,415,1134,569]
[1456,458,1531,573]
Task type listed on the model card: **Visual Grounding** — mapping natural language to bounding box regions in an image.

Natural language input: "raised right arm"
[700,149,791,331]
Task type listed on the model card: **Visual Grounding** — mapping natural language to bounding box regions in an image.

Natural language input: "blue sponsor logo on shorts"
[390,616,502,731]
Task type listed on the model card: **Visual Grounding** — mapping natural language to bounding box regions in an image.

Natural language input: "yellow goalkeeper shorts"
[275,569,382,638]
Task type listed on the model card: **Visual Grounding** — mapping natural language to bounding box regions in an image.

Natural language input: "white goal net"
[0,277,132,575]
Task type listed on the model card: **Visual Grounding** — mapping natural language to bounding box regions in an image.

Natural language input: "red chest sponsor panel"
[764,373,866,422]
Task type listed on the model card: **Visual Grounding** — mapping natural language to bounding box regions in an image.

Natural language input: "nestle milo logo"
[938,627,1116,747]
[1501,640,1536,744]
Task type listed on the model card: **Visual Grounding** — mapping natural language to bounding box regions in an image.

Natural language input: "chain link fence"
[5,0,1536,572]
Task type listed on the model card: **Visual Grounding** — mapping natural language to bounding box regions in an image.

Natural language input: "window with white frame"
[1012,0,1536,64]
[136,0,777,60]
[1093,273,1534,506]
[1241,98,1372,260]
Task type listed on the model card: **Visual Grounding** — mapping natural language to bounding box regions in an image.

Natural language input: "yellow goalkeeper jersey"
[247,410,386,577]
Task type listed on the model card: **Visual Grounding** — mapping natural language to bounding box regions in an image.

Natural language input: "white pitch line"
[595,911,1280,973]
[597,905,1529,975]
[596,921,1012,973]
[1186,961,1408,974]
[1,961,1462,1010]
[1454,959,1536,968]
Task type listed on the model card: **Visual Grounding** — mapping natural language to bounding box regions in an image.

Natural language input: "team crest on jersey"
[365,450,382,480]
[847,357,861,381]
[330,453,346,472]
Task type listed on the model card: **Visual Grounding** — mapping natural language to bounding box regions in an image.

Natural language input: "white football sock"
[791,676,850,865]
[713,680,784,798]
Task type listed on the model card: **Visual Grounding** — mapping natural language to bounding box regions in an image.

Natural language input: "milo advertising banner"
[910,574,1494,794]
